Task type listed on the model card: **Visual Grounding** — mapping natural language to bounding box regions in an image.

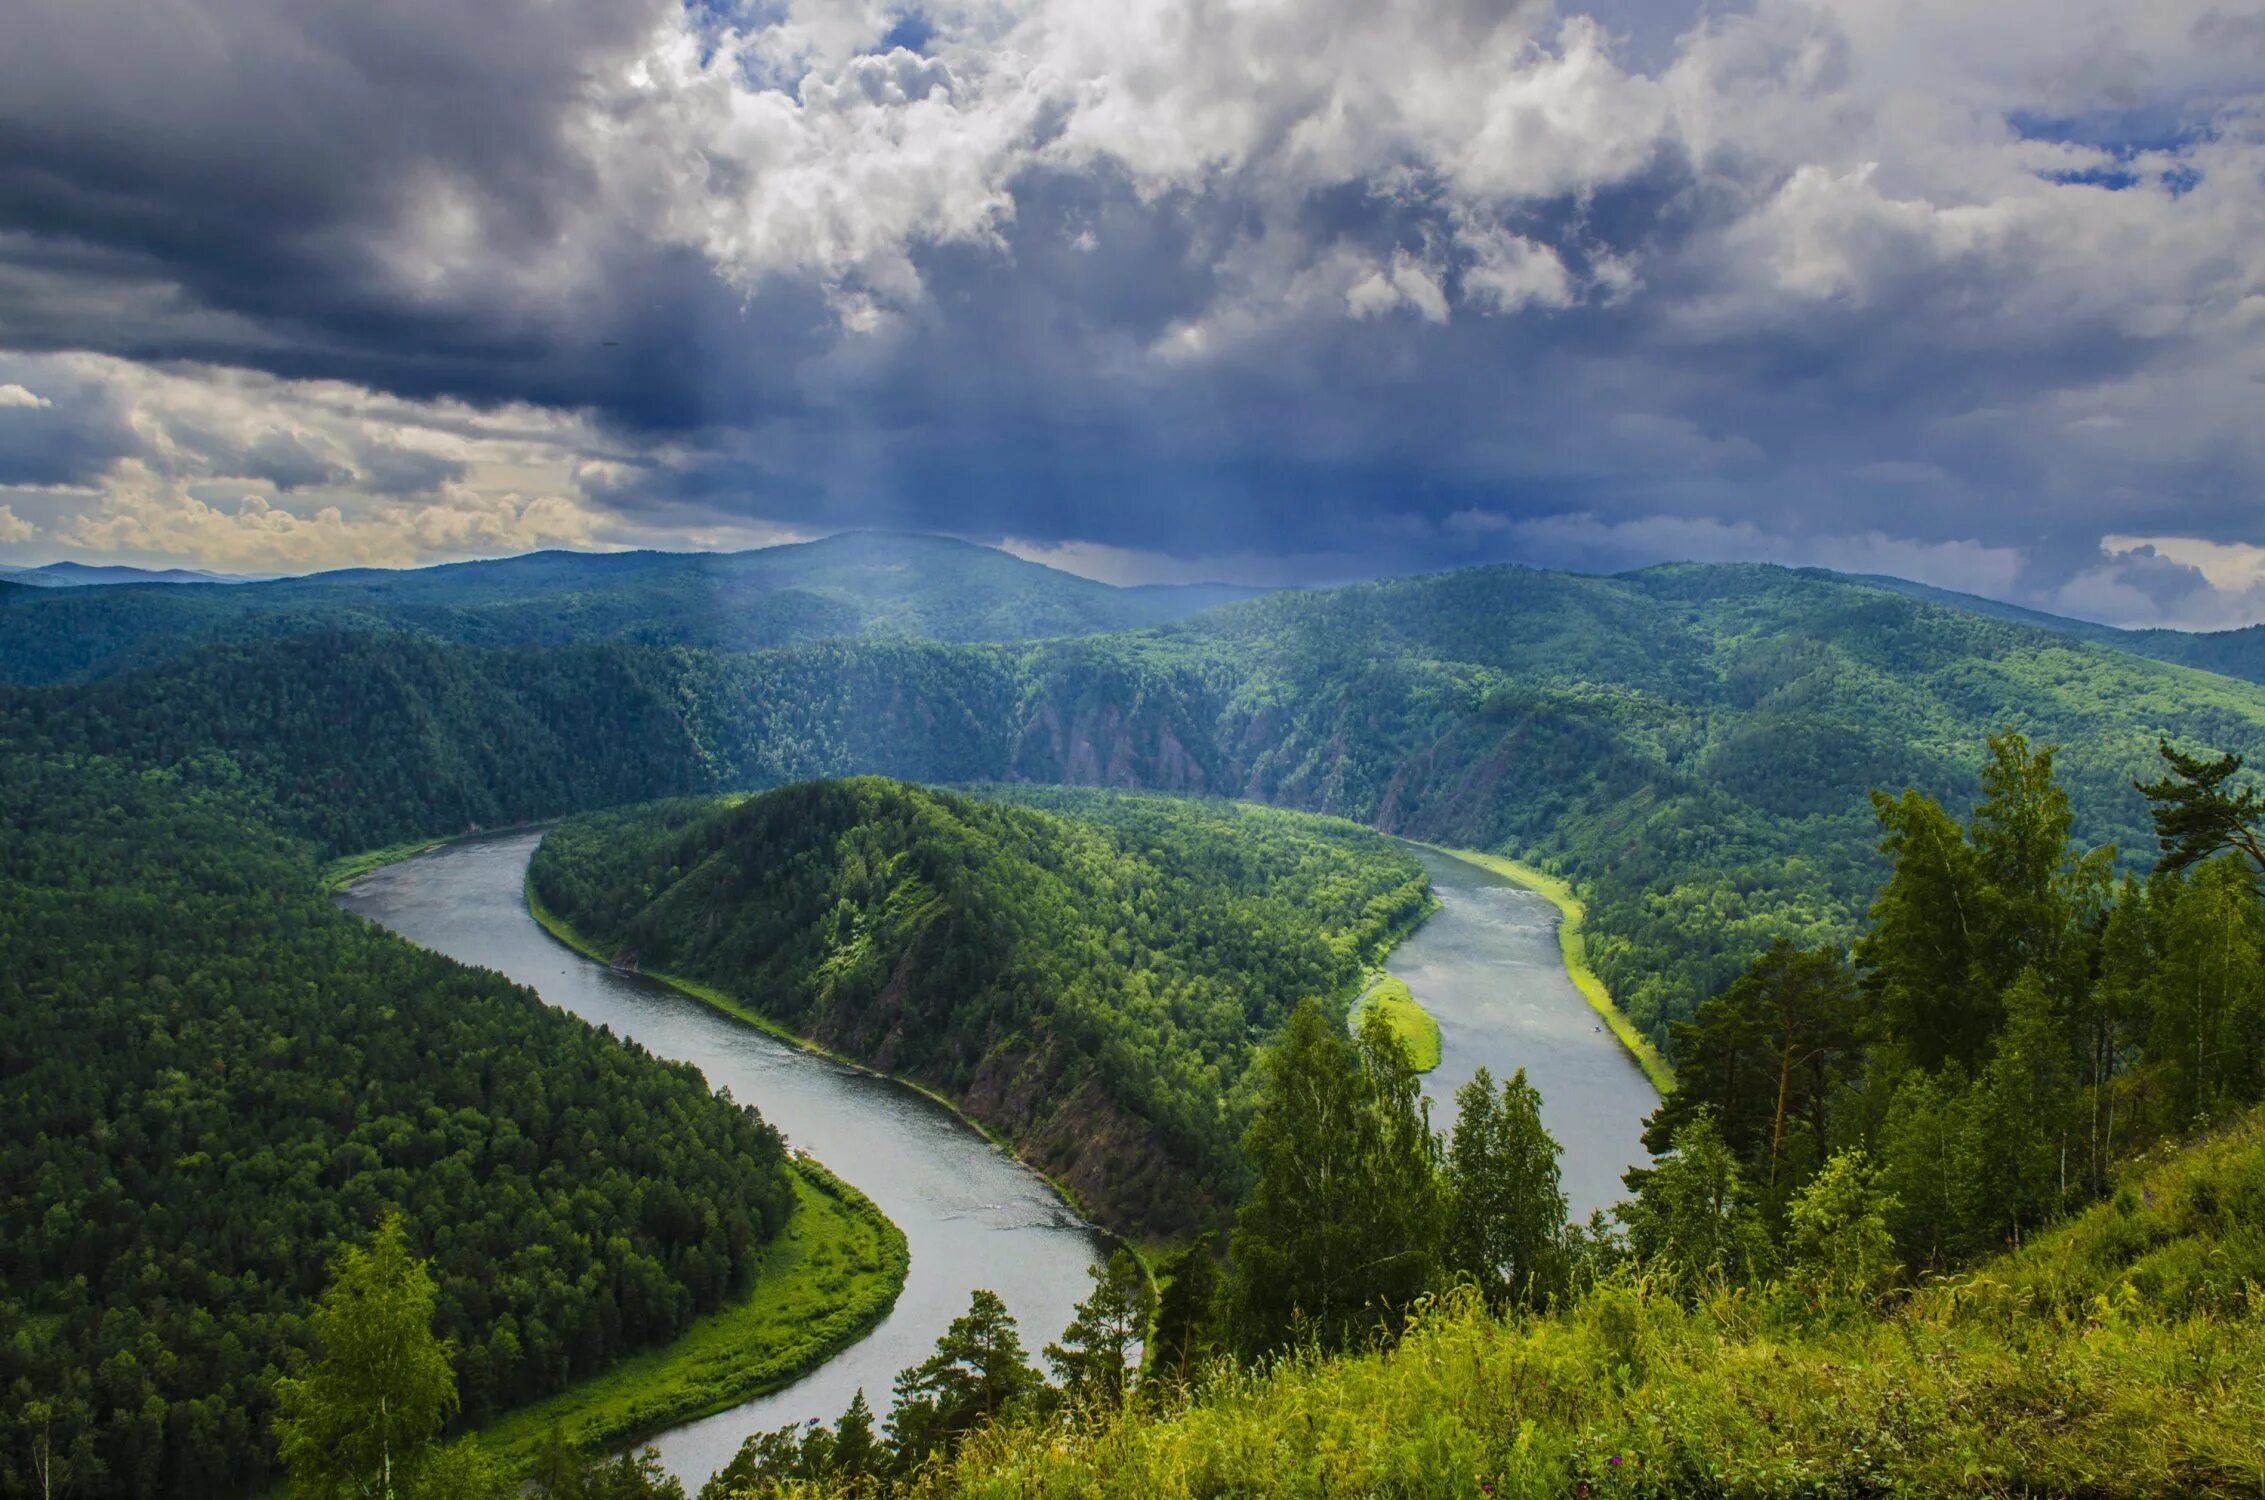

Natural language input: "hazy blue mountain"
[0,560,255,586]
[0,531,1268,683]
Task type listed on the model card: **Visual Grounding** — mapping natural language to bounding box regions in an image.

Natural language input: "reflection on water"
[337,831,1655,1485]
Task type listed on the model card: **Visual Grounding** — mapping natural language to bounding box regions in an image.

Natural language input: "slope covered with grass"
[884,1110,2265,1499]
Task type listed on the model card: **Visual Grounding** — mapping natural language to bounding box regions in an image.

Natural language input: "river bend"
[338,831,1655,1485]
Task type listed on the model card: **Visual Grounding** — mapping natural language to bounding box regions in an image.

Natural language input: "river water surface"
[1392,846,1657,1219]
[338,830,1655,1487]
[338,832,1106,1486]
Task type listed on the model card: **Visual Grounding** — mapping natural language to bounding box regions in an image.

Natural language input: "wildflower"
[1608,1455,1623,1467]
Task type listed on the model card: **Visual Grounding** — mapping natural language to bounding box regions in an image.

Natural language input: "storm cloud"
[1,0,2260,624]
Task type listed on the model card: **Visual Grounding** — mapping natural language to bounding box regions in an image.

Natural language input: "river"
[337,832,1106,1486]
[1393,846,1658,1220]
[337,830,1656,1488]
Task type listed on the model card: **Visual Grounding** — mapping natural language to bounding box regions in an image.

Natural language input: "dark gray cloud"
[0,0,2260,624]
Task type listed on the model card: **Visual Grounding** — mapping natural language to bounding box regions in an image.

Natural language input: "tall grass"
[898,1111,2265,1498]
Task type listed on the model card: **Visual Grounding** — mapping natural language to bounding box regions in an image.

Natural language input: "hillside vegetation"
[694,739,2265,1499]
[0,754,831,1498]
[894,1106,2265,1498]
[528,781,1431,1235]
[18,559,2265,1044]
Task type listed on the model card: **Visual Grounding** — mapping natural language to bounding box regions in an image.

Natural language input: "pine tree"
[1445,1067,1567,1309]
[1145,1236,1222,1386]
[1045,1249,1154,1410]
[1650,941,1860,1197]
[832,1389,879,1480]
[274,1215,459,1500]
[887,1289,1040,1467]
[2136,738,2265,876]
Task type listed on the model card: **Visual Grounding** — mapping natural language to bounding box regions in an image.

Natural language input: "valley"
[5,537,2265,1496]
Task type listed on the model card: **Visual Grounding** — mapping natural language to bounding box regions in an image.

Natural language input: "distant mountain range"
[0,560,259,587]
[9,534,2265,691]
[0,531,1267,683]
[1836,570,2265,685]
[18,547,2265,1041]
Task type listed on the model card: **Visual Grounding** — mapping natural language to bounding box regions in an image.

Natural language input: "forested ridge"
[528,781,1431,1235]
[8,544,2265,1495]
[680,736,2265,1500]
[0,532,1254,685]
[0,753,802,1498]
[18,558,2265,1044]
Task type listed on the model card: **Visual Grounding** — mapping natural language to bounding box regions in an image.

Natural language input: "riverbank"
[1351,974,1442,1071]
[524,881,1118,1240]
[473,1157,907,1467]
[328,837,910,1470]
[1414,844,1674,1093]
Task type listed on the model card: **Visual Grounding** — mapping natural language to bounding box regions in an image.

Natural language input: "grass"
[1421,844,1675,1092]
[320,836,453,890]
[473,1157,908,1468]
[1351,975,1442,1072]
[912,1107,2265,1500]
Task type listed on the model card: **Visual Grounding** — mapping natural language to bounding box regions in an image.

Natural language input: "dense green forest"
[0,532,1255,684]
[527,781,1431,1234]
[9,542,2265,1496]
[0,754,803,1498]
[676,737,2265,1498]
[17,557,2265,1045]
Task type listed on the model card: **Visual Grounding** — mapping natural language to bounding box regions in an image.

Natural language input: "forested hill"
[1840,569,2265,685]
[0,754,801,1496]
[15,560,2265,1042]
[0,532,1261,684]
[528,782,1431,1236]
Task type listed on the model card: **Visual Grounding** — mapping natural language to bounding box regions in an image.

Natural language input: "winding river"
[1393,846,1657,1220]
[337,829,1655,1487]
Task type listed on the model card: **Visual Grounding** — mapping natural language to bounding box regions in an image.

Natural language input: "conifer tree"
[832,1390,879,1481]
[2137,738,2265,876]
[887,1289,1040,1468]
[1145,1237,1223,1387]
[1045,1249,1154,1409]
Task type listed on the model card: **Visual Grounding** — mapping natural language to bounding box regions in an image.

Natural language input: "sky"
[1,0,2262,627]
